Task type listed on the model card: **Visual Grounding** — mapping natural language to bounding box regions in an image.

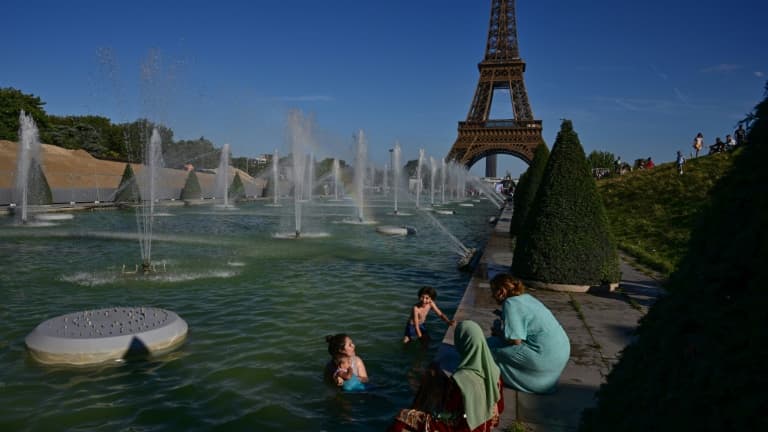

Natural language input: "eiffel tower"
[446,0,544,176]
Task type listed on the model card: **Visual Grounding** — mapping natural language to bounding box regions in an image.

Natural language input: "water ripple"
[0,200,497,431]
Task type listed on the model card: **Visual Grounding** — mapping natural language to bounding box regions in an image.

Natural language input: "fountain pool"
[0,198,496,431]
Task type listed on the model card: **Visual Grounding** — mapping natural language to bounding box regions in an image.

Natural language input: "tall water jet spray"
[333,158,340,200]
[353,130,367,221]
[136,128,163,272]
[287,110,311,236]
[14,110,43,224]
[415,148,425,208]
[429,156,437,206]
[441,159,447,204]
[271,149,280,205]
[216,143,231,207]
[383,163,388,196]
[392,142,401,214]
[307,153,314,201]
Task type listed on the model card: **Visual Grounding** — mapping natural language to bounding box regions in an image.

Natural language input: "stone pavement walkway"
[435,203,665,431]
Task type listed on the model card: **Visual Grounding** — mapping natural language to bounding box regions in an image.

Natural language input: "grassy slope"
[597,150,739,277]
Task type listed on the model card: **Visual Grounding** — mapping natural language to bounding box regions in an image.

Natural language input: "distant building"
[253,154,271,167]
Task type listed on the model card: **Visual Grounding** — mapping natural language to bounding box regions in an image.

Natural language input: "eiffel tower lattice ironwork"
[446,0,544,172]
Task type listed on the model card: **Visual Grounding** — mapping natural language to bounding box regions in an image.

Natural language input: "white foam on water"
[35,214,74,221]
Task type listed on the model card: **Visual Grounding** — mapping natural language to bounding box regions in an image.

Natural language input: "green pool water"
[0,197,496,431]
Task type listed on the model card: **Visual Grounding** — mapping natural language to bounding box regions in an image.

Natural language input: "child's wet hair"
[418,286,437,300]
[325,333,349,356]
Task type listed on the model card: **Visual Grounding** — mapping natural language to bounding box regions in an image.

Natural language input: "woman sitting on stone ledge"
[488,274,570,394]
[388,320,504,432]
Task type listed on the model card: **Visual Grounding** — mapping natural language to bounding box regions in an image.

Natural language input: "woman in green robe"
[488,274,570,394]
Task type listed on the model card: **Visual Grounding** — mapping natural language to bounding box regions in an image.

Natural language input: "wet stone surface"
[38,307,170,338]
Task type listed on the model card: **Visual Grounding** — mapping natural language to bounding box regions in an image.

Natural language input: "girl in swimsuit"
[324,333,368,389]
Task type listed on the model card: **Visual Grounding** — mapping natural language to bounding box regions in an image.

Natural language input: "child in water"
[403,286,456,344]
[333,354,366,391]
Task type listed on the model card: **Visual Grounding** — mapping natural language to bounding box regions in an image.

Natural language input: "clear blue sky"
[3,0,766,177]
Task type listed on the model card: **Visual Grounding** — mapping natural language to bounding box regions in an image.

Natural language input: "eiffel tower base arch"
[447,120,544,169]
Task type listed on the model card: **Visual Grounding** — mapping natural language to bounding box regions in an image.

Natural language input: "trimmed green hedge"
[510,142,549,237]
[512,120,619,285]
[579,83,768,432]
[26,159,53,205]
[114,164,141,203]
[180,170,202,200]
[229,172,245,201]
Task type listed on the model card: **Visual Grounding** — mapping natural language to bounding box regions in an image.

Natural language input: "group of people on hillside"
[324,274,571,432]
[678,125,747,175]
[692,125,747,157]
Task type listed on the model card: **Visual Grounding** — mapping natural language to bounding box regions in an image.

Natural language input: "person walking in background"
[646,157,655,169]
[735,124,746,146]
[693,132,704,157]
[676,150,685,175]
[726,134,737,150]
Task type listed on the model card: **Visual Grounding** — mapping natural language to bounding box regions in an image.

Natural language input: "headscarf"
[451,320,502,430]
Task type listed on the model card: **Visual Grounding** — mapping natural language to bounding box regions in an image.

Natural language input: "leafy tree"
[404,159,418,179]
[512,120,620,285]
[0,87,48,140]
[120,119,174,164]
[114,164,141,203]
[510,142,549,237]
[163,136,218,169]
[579,82,768,432]
[179,170,202,201]
[229,172,245,201]
[586,150,616,170]
[42,115,125,160]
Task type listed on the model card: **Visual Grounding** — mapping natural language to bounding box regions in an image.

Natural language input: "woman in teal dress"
[487,274,570,394]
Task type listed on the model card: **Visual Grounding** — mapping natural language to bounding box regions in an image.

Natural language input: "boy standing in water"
[403,286,455,344]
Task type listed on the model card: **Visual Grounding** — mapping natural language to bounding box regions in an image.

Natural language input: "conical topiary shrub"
[26,158,53,205]
[180,170,202,201]
[510,142,549,237]
[229,172,245,201]
[512,120,619,285]
[578,84,768,432]
[114,164,141,203]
